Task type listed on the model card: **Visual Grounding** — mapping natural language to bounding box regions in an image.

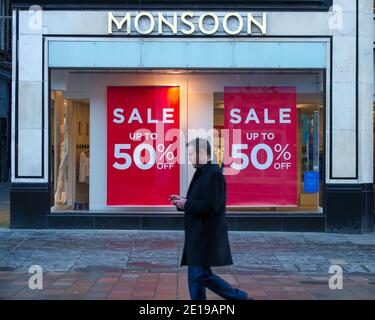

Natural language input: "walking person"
[170,138,250,300]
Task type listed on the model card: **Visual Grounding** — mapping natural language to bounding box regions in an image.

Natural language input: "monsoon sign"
[108,11,267,35]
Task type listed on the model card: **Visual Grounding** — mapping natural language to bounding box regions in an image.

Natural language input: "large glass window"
[51,91,90,212]
[50,70,324,213]
[190,71,324,212]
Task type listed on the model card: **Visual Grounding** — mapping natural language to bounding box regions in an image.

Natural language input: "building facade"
[10,0,374,233]
[0,0,11,182]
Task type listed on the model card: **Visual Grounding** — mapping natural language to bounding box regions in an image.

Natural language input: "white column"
[330,0,359,180]
[358,0,373,184]
[14,10,45,182]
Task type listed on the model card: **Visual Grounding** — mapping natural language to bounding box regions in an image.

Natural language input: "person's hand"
[172,197,187,210]
[169,194,181,204]
[169,195,186,209]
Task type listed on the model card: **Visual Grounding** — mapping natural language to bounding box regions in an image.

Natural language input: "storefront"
[10,0,374,233]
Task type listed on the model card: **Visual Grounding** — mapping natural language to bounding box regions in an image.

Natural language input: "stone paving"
[0,229,375,300]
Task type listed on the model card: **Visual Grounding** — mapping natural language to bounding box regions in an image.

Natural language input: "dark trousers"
[188,265,248,300]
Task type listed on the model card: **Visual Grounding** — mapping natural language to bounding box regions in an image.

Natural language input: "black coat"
[178,161,233,267]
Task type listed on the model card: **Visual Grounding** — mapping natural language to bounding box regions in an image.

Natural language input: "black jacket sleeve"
[184,172,225,216]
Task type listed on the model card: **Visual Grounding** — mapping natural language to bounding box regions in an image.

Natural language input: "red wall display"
[223,86,298,206]
[107,86,180,206]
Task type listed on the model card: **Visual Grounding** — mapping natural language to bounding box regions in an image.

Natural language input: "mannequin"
[55,120,69,204]
[79,148,90,183]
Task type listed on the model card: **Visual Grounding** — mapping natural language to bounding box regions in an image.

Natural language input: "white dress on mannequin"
[55,122,69,204]
[79,151,89,183]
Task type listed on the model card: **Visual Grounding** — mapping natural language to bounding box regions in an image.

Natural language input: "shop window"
[208,71,324,212]
[51,91,90,211]
[50,70,324,213]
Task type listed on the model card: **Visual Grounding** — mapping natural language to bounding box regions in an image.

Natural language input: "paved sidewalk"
[0,230,375,300]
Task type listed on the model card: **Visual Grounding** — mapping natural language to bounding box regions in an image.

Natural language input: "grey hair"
[186,138,211,156]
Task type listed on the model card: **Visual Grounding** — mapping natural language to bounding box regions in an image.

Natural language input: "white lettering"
[223,13,243,35]
[128,108,143,123]
[108,12,267,36]
[245,108,260,124]
[264,108,275,124]
[147,108,157,123]
[28,265,43,290]
[113,108,125,123]
[230,108,241,124]
[248,12,267,34]
[280,108,291,123]
[139,304,174,318]
[181,12,195,35]
[163,108,174,123]
[198,13,219,35]
[158,12,177,34]
[112,108,175,124]
[134,11,155,35]
[108,12,131,34]
[230,108,293,125]
[329,265,343,290]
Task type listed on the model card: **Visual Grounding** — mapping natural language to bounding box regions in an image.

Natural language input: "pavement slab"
[0,229,374,299]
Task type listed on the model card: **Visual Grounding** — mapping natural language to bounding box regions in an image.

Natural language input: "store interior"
[50,70,324,213]
[51,91,90,212]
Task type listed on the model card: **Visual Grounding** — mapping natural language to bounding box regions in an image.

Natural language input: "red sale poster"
[223,86,297,206]
[107,86,180,206]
